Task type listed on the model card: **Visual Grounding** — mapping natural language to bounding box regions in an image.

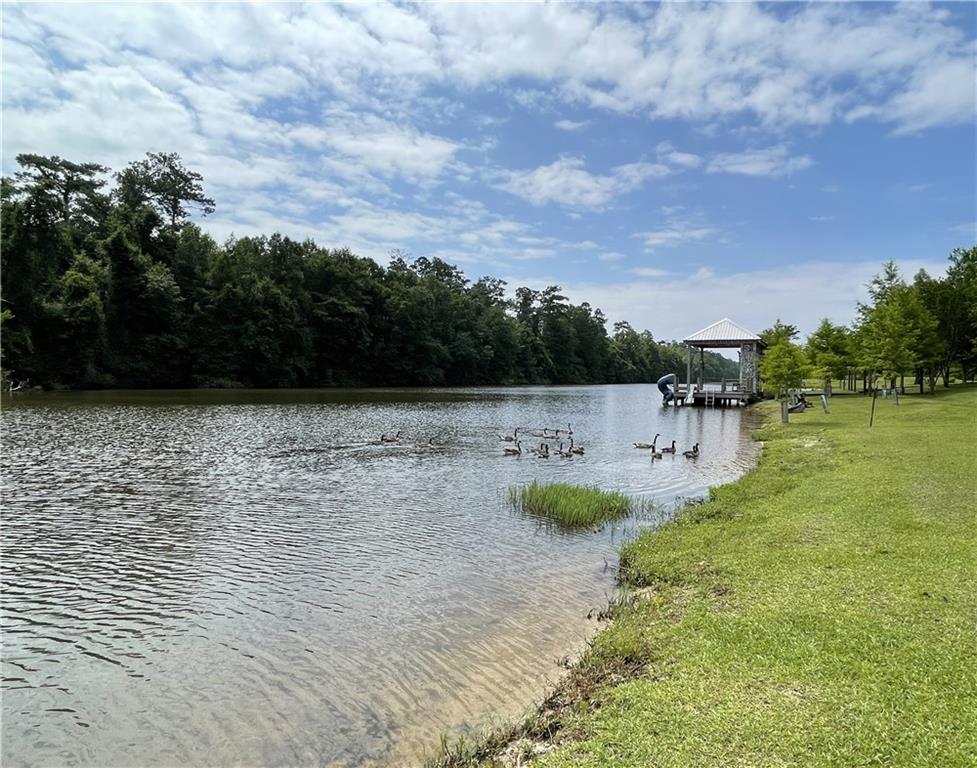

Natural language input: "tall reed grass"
[508,481,635,527]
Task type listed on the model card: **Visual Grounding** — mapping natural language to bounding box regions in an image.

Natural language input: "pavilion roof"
[683,317,763,348]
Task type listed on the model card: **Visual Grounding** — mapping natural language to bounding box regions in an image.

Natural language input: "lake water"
[1,385,760,767]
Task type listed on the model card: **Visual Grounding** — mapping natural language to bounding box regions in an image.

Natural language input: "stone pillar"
[740,342,757,394]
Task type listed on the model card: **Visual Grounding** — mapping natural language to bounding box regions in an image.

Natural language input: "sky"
[2,1,975,343]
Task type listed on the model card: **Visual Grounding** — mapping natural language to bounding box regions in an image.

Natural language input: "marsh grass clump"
[509,481,635,527]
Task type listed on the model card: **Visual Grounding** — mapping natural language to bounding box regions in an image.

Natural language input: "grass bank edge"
[427,387,977,767]
[427,407,777,767]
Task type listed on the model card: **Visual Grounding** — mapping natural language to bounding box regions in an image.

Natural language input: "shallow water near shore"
[1,384,760,766]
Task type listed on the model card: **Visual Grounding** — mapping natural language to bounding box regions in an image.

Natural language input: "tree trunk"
[899,373,905,394]
[869,386,878,427]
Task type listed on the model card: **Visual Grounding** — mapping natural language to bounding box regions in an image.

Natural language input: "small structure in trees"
[677,317,766,406]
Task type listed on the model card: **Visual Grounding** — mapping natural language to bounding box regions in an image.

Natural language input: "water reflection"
[1,385,759,766]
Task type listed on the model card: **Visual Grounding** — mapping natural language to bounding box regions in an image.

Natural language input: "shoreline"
[424,406,771,767]
[426,386,976,767]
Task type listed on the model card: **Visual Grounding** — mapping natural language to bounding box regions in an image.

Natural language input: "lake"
[1,385,760,766]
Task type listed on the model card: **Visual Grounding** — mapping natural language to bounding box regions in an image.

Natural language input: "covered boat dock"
[672,317,766,406]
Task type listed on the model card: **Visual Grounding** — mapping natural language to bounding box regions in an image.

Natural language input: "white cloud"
[656,141,702,169]
[707,146,814,177]
[630,267,669,277]
[637,225,716,250]
[325,201,447,243]
[554,119,589,132]
[499,157,671,208]
[320,112,460,180]
[428,2,974,131]
[633,211,717,252]
[850,57,977,135]
[598,252,627,262]
[511,248,557,261]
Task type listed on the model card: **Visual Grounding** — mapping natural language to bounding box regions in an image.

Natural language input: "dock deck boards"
[673,389,760,406]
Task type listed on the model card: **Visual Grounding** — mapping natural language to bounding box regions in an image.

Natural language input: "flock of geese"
[374,425,700,462]
[634,433,700,460]
[499,424,582,458]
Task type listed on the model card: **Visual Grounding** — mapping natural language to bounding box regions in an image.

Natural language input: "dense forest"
[1,153,739,389]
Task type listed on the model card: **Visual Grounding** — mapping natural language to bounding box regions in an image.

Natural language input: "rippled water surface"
[2,386,759,766]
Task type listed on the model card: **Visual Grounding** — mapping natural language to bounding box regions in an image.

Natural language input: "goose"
[533,442,550,458]
[683,443,700,459]
[661,440,677,454]
[650,448,663,460]
[556,442,573,458]
[416,438,436,449]
[499,428,519,442]
[380,430,402,443]
[503,440,522,456]
[569,438,584,455]
[634,433,660,449]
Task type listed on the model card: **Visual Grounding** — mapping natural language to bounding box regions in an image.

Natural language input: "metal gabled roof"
[683,317,761,345]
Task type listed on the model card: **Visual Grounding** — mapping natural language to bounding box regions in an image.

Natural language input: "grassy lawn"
[433,385,977,767]
[537,385,977,767]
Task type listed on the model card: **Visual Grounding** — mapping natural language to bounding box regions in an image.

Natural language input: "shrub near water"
[509,481,634,527]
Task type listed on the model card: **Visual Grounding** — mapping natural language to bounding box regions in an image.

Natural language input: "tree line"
[1,153,739,390]
[760,250,977,398]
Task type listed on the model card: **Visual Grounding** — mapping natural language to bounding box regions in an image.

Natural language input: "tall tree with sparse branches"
[115,152,215,228]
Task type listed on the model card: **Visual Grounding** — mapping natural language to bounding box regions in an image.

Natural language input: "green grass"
[436,386,977,767]
[509,481,635,527]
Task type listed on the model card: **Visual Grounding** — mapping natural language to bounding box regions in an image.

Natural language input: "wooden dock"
[673,388,760,407]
